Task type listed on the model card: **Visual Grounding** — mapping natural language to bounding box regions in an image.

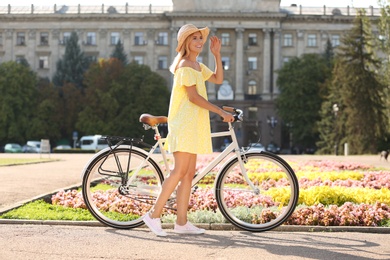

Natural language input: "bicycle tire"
[215,151,299,232]
[82,146,164,229]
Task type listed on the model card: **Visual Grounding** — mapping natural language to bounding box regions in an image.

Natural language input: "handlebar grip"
[222,106,235,113]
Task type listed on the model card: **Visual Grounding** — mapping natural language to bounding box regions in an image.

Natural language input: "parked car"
[266,142,280,154]
[54,145,72,150]
[4,143,23,153]
[246,143,265,152]
[22,145,39,153]
[80,135,108,150]
[26,141,41,153]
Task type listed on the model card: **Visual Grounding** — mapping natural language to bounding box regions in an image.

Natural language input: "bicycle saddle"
[139,114,168,127]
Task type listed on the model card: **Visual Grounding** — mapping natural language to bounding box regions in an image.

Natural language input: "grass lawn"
[0,158,59,166]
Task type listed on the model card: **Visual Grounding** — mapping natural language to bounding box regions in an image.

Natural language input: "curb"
[0,219,389,233]
[1,187,390,234]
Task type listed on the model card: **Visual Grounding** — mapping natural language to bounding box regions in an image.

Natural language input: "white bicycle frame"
[130,121,258,192]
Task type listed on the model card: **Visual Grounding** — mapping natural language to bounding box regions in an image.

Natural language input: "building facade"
[0,0,380,151]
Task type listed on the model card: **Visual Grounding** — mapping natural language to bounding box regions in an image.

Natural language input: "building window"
[156,32,168,45]
[62,32,71,44]
[221,33,230,46]
[134,32,146,45]
[248,80,257,95]
[16,55,26,63]
[222,57,230,70]
[248,57,257,70]
[134,56,143,64]
[248,107,258,120]
[158,56,168,69]
[283,33,293,46]
[307,34,317,47]
[16,32,26,45]
[283,56,291,63]
[331,34,340,47]
[39,56,49,69]
[110,32,120,45]
[86,32,96,45]
[248,33,257,46]
[40,32,49,45]
[85,55,97,63]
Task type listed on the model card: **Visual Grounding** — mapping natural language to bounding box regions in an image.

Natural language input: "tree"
[52,31,89,88]
[76,59,170,142]
[27,78,63,142]
[376,2,390,150]
[318,10,387,154]
[110,40,128,65]
[276,53,330,151]
[0,61,38,144]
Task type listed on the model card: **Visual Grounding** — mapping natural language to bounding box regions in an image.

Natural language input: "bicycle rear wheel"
[82,146,164,229]
[215,151,299,232]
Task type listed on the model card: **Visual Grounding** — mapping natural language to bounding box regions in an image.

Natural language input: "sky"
[5,0,381,8]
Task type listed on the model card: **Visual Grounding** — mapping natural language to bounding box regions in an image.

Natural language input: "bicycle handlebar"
[222,106,244,122]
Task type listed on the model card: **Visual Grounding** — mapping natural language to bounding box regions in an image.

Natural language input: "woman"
[143,24,234,236]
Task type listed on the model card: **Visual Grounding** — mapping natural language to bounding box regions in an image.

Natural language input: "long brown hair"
[169,35,193,73]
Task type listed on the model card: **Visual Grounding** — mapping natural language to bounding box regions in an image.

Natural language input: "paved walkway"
[1,153,389,213]
[1,153,390,260]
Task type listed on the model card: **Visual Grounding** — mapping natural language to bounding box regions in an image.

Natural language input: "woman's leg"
[175,154,197,225]
[150,151,193,219]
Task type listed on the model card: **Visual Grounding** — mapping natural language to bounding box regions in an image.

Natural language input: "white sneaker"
[143,213,167,237]
[174,221,205,234]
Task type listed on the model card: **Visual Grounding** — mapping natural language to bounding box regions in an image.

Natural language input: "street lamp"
[332,103,339,155]
[267,116,278,129]
[267,116,278,143]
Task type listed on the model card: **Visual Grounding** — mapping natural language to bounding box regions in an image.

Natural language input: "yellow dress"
[164,63,213,154]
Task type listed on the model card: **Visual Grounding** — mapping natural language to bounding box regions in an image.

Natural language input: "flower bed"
[51,156,390,227]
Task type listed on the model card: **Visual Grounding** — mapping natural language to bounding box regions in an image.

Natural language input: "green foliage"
[76,59,170,142]
[52,31,90,88]
[57,83,85,140]
[377,4,390,148]
[0,200,95,221]
[276,53,331,149]
[27,79,63,141]
[0,61,38,144]
[319,10,388,154]
[110,40,128,65]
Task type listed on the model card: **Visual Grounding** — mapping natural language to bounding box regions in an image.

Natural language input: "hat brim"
[175,27,210,52]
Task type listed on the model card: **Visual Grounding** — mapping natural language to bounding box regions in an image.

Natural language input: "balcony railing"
[0,4,380,16]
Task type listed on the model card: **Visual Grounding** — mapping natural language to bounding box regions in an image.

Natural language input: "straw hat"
[175,24,210,52]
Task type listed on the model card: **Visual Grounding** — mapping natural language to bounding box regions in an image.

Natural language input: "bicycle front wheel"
[215,151,299,232]
[82,147,164,229]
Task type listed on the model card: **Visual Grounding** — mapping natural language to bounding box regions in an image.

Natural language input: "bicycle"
[81,106,299,232]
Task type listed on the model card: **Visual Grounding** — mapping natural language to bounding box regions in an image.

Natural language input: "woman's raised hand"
[209,36,221,56]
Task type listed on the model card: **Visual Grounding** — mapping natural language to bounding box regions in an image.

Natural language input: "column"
[4,29,14,61]
[27,30,36,70]
[146,29,155,68]
[50,29,60,79]
[99,29,108,58]
[262,29,271,97]
[207,28,216,100]
[296,30,304,57]
[321,30,328,51]
[122,29,131,60]
[273,29,281,95]
[235,27,244,100]
[169,26,178,90]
